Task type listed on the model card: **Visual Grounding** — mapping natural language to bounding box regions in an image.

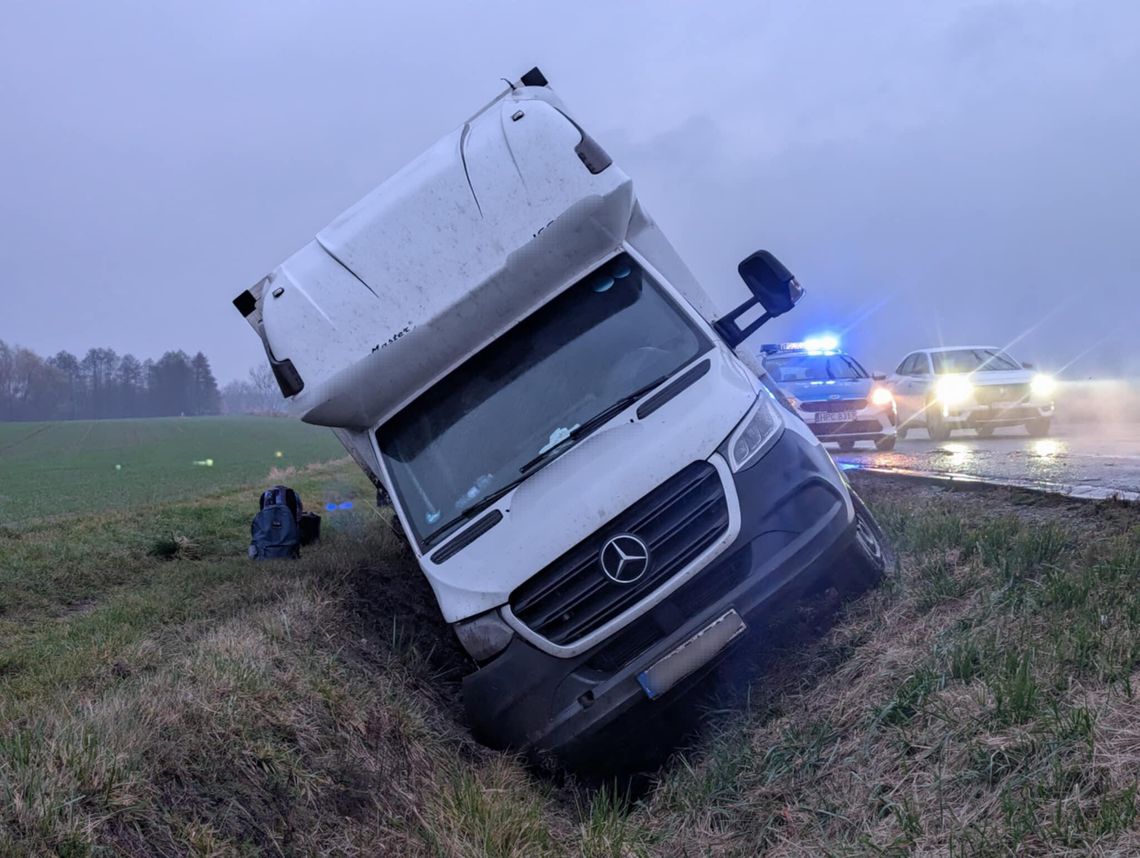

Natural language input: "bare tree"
[248,364,283,413]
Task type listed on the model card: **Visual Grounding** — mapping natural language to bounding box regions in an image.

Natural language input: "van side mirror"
[872,372,887,381]
[1021,361,1035,370]
[738,251,804,317]
[713,250,804,348]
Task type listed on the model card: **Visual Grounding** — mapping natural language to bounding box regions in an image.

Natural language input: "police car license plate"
[815,410,857,423]
[637,610,746,700]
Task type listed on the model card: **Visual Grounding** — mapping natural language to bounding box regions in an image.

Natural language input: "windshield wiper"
[425,373,673,549]
[518,372,672,477]
[422,479,523,549]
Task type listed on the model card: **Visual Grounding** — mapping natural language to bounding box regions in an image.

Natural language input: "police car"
[761,337,898,451]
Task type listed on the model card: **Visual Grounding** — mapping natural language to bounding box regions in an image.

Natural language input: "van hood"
[411,347,758,622]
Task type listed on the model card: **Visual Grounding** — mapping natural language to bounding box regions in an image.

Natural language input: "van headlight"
[727,391,783,472]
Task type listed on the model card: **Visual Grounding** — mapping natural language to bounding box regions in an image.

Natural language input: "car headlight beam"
[870,387,894,408]
[1030,373,1056,399]
[935,375,973,406]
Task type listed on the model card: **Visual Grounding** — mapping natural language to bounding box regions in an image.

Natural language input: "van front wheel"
[842,492,895,593]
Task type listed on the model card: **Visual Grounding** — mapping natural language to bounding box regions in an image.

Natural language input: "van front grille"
[509,462,728,646]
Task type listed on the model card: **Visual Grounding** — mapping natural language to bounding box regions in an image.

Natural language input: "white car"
[890,346,1056,441]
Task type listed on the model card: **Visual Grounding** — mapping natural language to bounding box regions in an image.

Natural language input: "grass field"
[1,439,1138,854]
[0,417,346,526]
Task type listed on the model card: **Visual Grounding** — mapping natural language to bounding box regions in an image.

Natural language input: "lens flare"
[935,375,973,406]
[802,334,840,353]
[1031,374,1057,398]
[870,387,894,407]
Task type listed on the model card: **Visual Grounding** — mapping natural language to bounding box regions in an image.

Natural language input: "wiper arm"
[518,372,672,477]
[427,374,674,548]
[422,479,522,548]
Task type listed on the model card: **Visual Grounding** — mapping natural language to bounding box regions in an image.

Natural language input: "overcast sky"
[2,0,1138,383]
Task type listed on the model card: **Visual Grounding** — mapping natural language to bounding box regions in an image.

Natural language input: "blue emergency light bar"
[760,334,840,355]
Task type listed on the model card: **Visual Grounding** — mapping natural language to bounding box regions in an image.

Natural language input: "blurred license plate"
[637,610,746,700]
[815,410,856,423]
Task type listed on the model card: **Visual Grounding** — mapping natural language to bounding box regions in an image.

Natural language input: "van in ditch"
[233,67,891,759]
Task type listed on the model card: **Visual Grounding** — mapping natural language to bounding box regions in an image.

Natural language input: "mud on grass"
[1,463,1139,855]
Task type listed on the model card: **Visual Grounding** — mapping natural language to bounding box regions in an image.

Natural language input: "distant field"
[0,416,347,525]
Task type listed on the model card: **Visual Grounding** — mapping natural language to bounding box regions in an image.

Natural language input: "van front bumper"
[461,427,858,758]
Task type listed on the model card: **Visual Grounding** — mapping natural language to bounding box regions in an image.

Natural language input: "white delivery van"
[234,68,891,759]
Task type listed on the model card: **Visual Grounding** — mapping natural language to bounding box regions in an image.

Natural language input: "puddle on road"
[830,432,1138,502]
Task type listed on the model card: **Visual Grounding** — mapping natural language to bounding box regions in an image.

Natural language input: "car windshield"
[931,349,1021,374]
[765,353,867,383]
[376,253,711,546]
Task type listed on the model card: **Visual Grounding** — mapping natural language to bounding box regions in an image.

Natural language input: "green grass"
[0,454,1137,855]
[0,416,345,525]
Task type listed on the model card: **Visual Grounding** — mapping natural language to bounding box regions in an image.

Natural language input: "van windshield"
[376,253,711,547]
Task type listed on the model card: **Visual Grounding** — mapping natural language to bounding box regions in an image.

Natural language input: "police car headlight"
[935,375,973,406]
[870,387,894,408]
[1030,374,1056,398]
[728,391,783,471]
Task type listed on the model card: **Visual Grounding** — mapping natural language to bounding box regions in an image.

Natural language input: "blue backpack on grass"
[249,485,302,560]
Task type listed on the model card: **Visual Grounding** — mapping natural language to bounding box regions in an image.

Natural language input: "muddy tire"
[842,492,895,593]
[897,424,909,440]
[874,435,897,452]
[838,440,856,452]
[976,425,995,438]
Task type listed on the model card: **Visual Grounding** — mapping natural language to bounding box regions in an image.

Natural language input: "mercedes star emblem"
[599,533,651,584]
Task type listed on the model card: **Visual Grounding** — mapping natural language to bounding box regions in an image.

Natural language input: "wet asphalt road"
[831,420,1140,501]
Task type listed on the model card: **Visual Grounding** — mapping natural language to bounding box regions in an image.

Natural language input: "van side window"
[898,354,918,375]
[915,353,932,375]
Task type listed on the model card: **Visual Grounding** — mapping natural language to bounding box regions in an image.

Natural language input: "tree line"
[0,340,223,421]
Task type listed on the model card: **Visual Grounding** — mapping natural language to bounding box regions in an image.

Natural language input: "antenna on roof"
[500,77,516,92]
